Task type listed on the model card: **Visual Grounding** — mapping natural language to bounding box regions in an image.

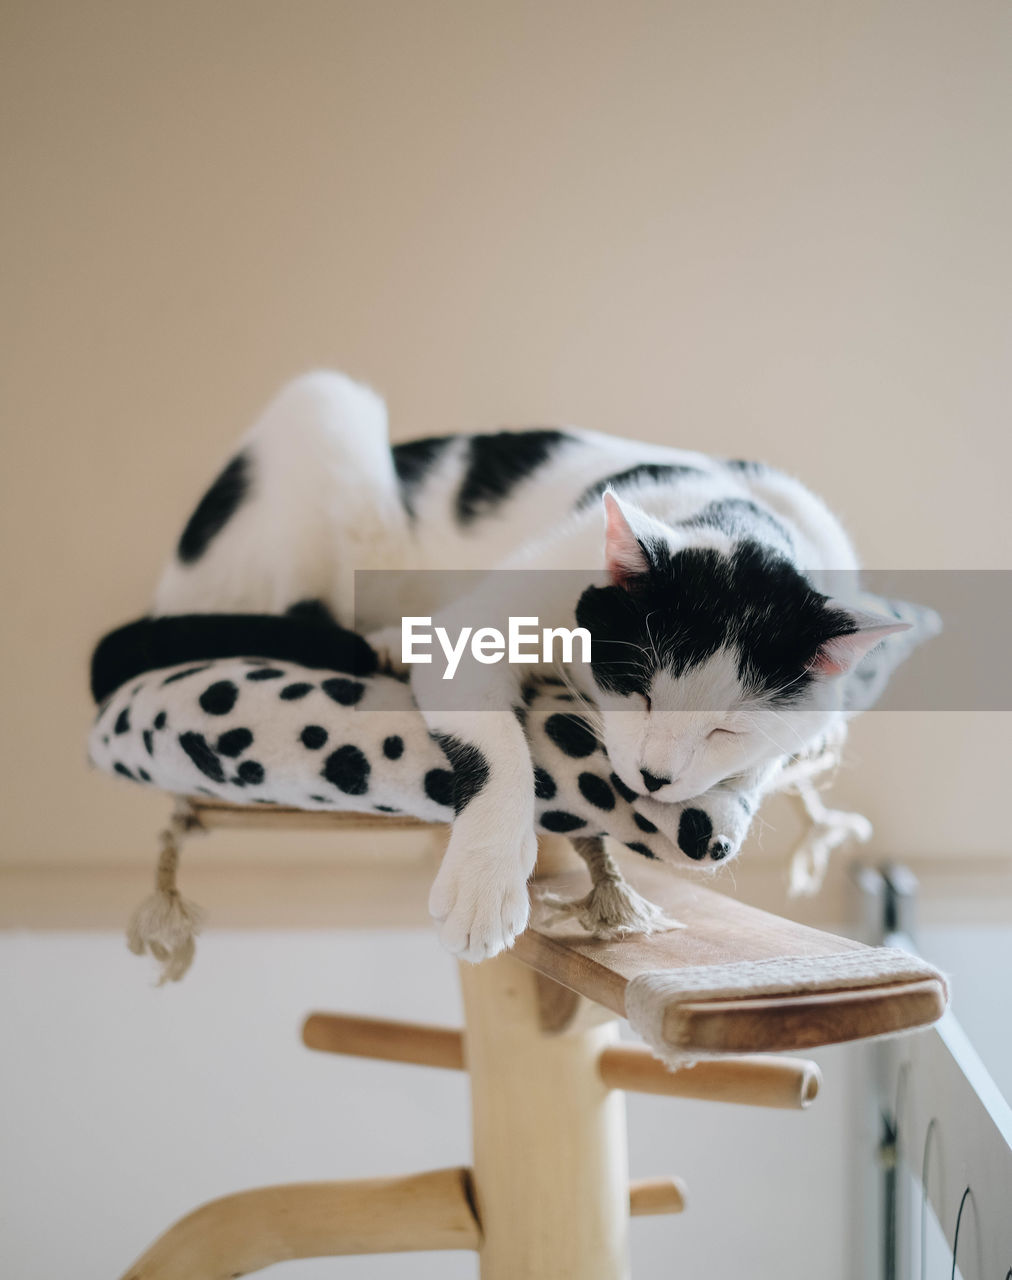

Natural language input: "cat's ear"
[603,491,652,589]
[809,606,912,677]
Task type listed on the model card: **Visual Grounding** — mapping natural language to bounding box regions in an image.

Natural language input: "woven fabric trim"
[625,947,948,1071]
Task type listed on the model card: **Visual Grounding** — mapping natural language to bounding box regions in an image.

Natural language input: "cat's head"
[575,492,910,803]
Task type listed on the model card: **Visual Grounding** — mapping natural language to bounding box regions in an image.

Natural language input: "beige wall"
[2,0,1009,878]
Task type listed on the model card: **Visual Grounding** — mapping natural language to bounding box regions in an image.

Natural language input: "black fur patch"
[113,762,135,781]
[393,436,456,518]
[577,541,856,705]
[177,452,251,564]
[217,728,253,757]
[575,462,706,510]
[456,430,570,524]
[432,733,491,814]
[178,731,225,783]
[725,458,766,475]
[199,681,239,716]
[577,772,615,810]
[533,767,557,800]
[625,841,658,860]
[382,735,404,760]
[633,811,658,833]
[322,744,371,795]
[114,707,131,735]
[300,725,328,750]
[142,729,155,756]
[544,713,598,758]
[153,711,168,730]
[539,810,587,832]
[424,768,455,808]
[237,759,264,785]
[247,668,285,681]
[677,808,713,860]
[280,682,314,701]
[322,677,366,706]
[681,498,793,552]
[137,767,152,783]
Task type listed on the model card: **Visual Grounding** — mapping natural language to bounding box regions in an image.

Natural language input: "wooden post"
[459,952,631,1280]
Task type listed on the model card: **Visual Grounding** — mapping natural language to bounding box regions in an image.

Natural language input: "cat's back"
[391,425,857,573]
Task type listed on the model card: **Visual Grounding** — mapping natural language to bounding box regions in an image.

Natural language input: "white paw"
[429,827,537,963]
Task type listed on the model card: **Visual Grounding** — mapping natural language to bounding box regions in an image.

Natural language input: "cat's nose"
[640,769,671,793]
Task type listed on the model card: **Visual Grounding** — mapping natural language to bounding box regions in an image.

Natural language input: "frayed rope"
[537,836,683,939]
[127,802,205,984]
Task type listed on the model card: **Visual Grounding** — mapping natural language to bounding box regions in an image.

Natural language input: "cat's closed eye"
[707,727,739,739]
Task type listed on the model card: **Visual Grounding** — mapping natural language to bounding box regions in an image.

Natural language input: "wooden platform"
[186,800,946,1058]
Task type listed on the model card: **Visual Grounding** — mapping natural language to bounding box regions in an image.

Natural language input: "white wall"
[0,929,856,1280]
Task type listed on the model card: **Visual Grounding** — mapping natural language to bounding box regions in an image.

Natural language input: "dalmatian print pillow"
[89,657,764,868]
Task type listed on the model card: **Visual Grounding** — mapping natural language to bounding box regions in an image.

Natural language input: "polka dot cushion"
[89,655,747,865]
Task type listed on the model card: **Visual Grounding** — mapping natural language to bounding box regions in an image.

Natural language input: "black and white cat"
[155,372,910,960]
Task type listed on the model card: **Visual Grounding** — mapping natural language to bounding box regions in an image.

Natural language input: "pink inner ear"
[603,492,649,588]
[809,620,911,677]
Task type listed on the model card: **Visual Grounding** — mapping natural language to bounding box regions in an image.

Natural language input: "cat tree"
[119,804,945,1280]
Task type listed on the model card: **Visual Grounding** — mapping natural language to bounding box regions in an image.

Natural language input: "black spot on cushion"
[610,772,639,804]
[544,713,597,758]
[177,452,251,564]
[392,436,456,518]
[153,711,168,730]
[577,772,615,810]
[432,734,491,815]
[199,681,239,716]
[424,768,454,808]
[163,665,213,686]
[114,707,131,735]
[678,808,713,860]
[178,731,225,783]
[625,841,658,860]
[533,767,557,800]
[237,759,264,785]
[217,728,253,757]
[456,430,571,523]
[321,677,366,706]
[539,810,587,833]
[142,729,155,756]
[633,811,658,833]
[382,735,404,760]
[246,667,285,681]
[280,682,313,701]
[300,725,328,750]
[322,745,371,795]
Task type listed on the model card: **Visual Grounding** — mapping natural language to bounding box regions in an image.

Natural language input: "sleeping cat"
[155,372,910,961]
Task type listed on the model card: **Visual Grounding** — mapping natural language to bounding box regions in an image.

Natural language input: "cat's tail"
[153,371,406,623]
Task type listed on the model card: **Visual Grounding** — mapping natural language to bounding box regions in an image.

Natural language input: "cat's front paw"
[634,789,753,866]
[429,823,537,963]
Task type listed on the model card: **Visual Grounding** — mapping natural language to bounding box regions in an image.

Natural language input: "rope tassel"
[127,804,204,984]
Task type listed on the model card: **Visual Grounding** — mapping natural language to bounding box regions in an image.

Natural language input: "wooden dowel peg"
[118,1167,480,1279]
[302,1012,465,1071]
[629,1177,687,1217]
[599,1045,821,1110]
